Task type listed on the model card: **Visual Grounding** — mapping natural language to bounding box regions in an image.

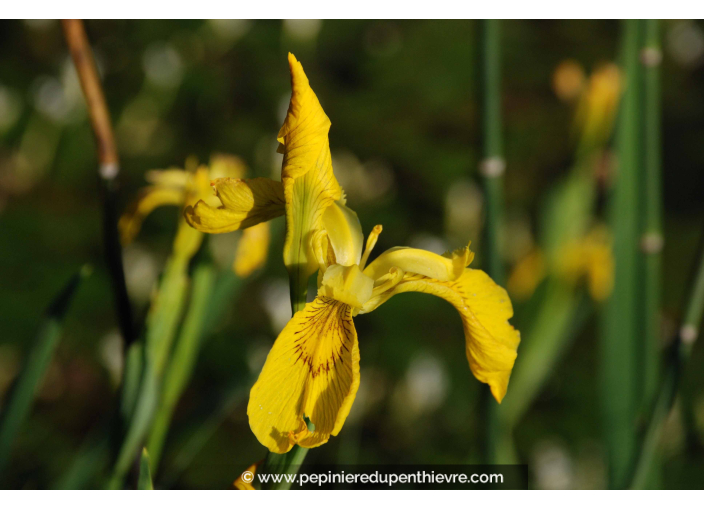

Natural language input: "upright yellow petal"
[360,269,519,403]
[322,201,364,267]
[248,297,360,453]
[184,177,285,233]
[233,221,270,277]
[278,53,343,291]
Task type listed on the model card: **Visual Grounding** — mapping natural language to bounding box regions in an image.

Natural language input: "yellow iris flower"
[507,225,613,302]
[184,53,520,454]
[120,154,270,277]
[556,225,614,302]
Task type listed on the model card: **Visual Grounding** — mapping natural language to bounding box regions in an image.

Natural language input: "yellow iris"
[183,53,520,454]
[507,225,613,302]
[120,154,270,277]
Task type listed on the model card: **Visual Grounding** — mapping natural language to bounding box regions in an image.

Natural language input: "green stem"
[632,19,664,488]
[640,19,663,412]
[630,234,704,488]
[602,19,642,489]
[479,18,504,465]
[0,266,90,476]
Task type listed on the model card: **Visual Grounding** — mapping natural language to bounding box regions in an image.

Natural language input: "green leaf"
[0,265,90,476]
[138,448,154,490]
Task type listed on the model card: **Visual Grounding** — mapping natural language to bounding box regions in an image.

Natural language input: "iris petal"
[278,53,343,292]
[360,268,519,403]
[184,177,285,234]
[248,296,360,453]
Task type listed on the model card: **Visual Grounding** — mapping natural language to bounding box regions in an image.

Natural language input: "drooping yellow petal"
[184,177,285,234]
[233,221,270,277]
[360,269,519,403]
[322,201,364,267]
[363,245,474,283]
[278,53,343,292]
[119,185,186,245]
[248,297,360,453]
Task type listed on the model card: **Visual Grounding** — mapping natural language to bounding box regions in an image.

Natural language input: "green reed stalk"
[0,266,90,476]
[630,234,704,488]
[640,19,663,413]
[631,19,664,487]
[602,19,642,489]
[478,18,505,465]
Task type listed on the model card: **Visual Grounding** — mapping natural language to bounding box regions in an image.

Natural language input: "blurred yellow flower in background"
[120,154,270,277]
[574,63,622,150]
[507,249,546,301]
[552,59,586,103]
[508,225,613,303]
[556,225,614,302]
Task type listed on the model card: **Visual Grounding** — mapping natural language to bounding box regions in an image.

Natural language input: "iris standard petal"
[248,296,360,453]
[278,53,343,292]
[184,177,285,234]
[322,201,364,267]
